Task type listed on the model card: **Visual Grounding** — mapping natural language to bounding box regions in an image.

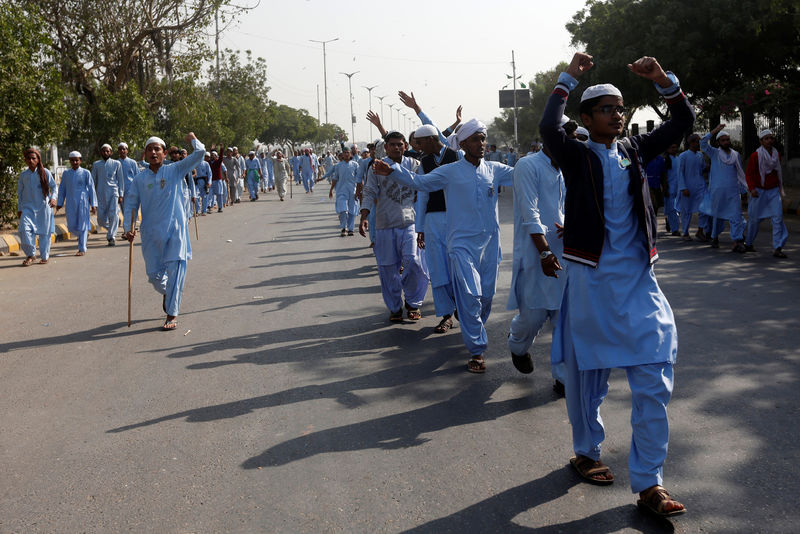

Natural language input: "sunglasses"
[593,105,626,116]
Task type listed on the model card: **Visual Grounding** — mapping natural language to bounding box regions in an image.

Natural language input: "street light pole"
[362,85,378,140]
[341,71,359,145]
[387,104,395,129]
[309,37,339,124]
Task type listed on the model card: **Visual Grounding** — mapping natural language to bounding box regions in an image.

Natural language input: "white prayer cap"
[100,143,112,151]
[759,129,774,139]
[447,133,460,151]
[210,150,218,155]
[248,150,255,156]
[456,118,487,143]
[145,136,166,149]
[117,142,128,149]
[580,83,623,102]
[68,150,81,159]
[205,151,211,157]
[560,115,571,127]
[414,124,438,139]
[717,131,731,139]
[575,126,590,138]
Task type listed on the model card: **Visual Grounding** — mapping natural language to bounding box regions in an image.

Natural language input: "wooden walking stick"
[127,218,134,327]
[193,198,199,240]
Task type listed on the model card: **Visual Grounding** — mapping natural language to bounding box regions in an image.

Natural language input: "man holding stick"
[123,133,205,331]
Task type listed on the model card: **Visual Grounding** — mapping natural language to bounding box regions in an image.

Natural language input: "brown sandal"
[22,257,35,266]
[38,259,48,264]
[467,356,485,374]
[637,485,686,517]
[434,316,453,333]
[570,455,614,485]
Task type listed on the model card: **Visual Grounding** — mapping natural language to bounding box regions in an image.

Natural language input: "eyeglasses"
[593,105,626,116]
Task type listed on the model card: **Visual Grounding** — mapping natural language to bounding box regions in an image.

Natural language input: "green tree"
[566,0,800,153]
[0,8,66,225]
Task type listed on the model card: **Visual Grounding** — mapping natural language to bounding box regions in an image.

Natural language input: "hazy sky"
[217,0,589,144]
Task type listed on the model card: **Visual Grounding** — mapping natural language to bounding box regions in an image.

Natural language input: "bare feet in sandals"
[467,356,485,373]
[637,485,686,517]
[162,316,177,331]
[570,455,614,485]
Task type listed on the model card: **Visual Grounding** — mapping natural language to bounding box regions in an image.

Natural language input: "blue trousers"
[20,232,52,260]
[680,210,711,236]
[247,175,258,199]
[374,227,428,313]
[711,214,745,241]
[563,336,673,493]
[664,194,680,232]
[196,179,209,212]
[147,259,187,317]
[302,174,314,192]
[97,194,119,240]
[746,215,788,249]
[508,307,565,383]
[76,228,89,252]
[338,211,356,232]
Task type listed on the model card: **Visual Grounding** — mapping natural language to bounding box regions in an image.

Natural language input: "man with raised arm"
[123,133,205,331]
[540,52,693,518]
[372,118,515,373]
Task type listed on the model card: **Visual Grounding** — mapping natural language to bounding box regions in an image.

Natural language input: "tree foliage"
[0,7,66,225]
[566,0,800,151]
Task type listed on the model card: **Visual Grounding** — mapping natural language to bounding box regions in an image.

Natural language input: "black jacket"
[539,83,695,267]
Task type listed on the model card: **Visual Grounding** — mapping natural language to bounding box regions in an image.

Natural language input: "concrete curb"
[0,214,132,254]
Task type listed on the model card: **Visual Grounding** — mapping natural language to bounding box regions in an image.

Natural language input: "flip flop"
[162,318,178,331]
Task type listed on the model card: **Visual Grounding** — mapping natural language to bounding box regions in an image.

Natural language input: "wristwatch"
[540,250,554,260]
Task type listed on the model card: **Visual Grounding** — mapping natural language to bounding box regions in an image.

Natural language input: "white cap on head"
[717,131,730,139]
[117,142,128,149]
[560,115,571,127]
[759,129,774,139]
[575,126,590,138]
[210,150,218,155]
[414,124,439,139]
[248,150,255,156]
[580,83,623,102]
[456,118,487,143]
[68,150,81,159]
[145,136,166,149]
[100,143,112,151]
[205,152,211,157]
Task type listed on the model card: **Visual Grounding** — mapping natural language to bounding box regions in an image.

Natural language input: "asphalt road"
[1,186,798,533]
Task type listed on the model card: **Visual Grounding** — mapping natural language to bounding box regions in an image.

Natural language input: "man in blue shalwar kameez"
[57,151,98,256]
[92,143,125,246]
[373,119,515,374]
[117,142,140,196]
[540,53,692,518]
[325,149,360,236]
[676,134,711,241]
[506,145,567,392]
[700,125,748,252]
[123,133,205,331]
[360,130,428,324]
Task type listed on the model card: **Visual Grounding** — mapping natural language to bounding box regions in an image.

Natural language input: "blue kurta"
[507,150,566,312]
[553,140,677,371]
[676,149,706,213]
[118,157,140,196]
[700,134,746,220]
[123,140,205,269]
[389,157,514,356]
[327,160,361,214]
[18,168,57,236]
[57,168,97,232]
